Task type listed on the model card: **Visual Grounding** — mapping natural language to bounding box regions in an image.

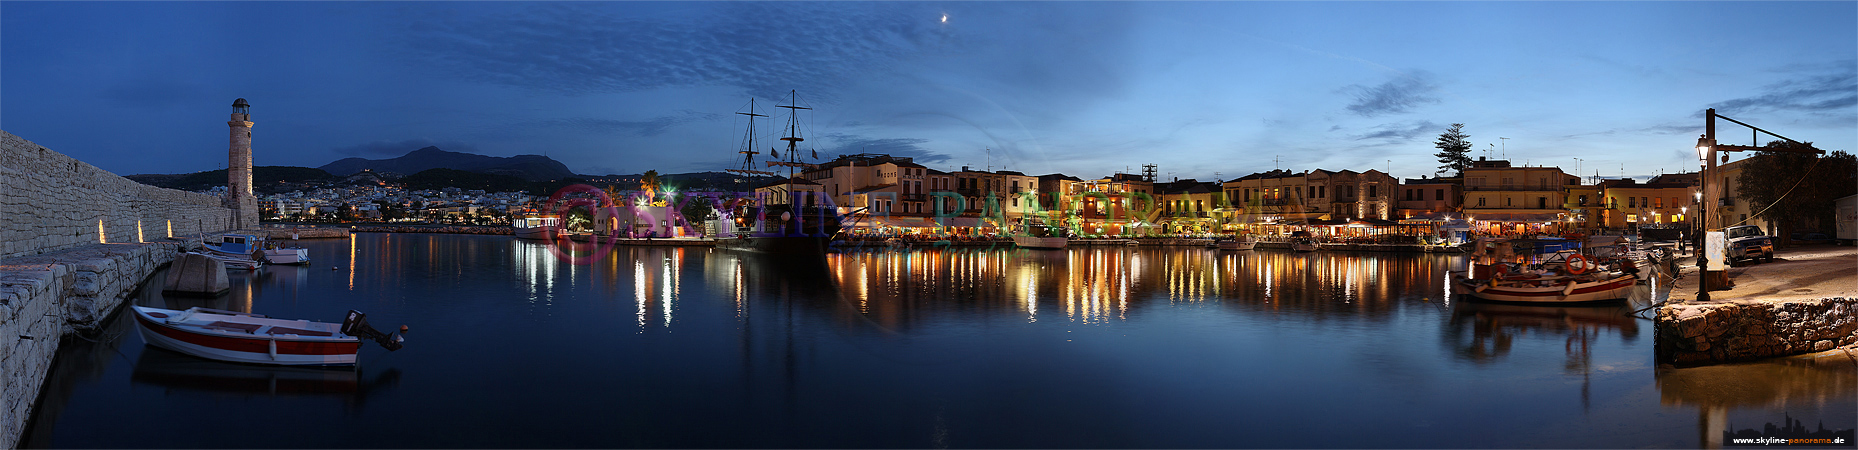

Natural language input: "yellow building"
[1461,157,1578,235]
[1596,175,1698,232]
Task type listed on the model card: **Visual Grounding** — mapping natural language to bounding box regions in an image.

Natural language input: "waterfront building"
[752,176,824,207]
[1596,175,1698,232]
[799,153,929,215]
[1563,183,1604,236]
[1154,179,1222,234]
[1396,176,1462,219]
[1714,156,1779,234]
[1073,173,1155,236]
[1223,169,1313,220]
[1461,157,1578,235]
[1309,169,1398,221]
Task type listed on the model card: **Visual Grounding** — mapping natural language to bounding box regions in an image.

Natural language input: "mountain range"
[320,147,574,182]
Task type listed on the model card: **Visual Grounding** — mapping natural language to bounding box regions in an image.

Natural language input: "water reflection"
[131,348,400,405]
[26,235,1853,448]
[1659,352,1858,448]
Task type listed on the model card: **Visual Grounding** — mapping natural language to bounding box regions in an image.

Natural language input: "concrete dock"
[1656,245,1858,365]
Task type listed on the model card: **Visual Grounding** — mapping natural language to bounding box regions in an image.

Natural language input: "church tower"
[226,98,259,229]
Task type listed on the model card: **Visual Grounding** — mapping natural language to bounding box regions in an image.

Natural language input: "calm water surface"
[23,234,1855,448]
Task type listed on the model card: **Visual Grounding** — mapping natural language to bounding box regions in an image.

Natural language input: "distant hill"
[126,166,336,193]
[320,146,573,182]
[400,168,534,192]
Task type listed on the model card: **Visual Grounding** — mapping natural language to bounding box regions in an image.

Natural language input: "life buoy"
[1566,254,1590,275]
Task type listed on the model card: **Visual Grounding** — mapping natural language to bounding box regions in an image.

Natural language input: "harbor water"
[22,233,1855,448]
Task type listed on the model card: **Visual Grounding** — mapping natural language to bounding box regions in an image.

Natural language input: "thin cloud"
[539,111,723,138]
[396,3,957,100]
[1708,70,1858,116]
[1353,121,1440,142]
[1341,71,1441,117]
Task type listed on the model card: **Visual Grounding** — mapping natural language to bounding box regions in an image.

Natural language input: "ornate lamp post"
[1695,134,1713,301]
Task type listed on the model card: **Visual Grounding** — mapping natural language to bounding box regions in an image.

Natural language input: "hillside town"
[237,147,1837,248]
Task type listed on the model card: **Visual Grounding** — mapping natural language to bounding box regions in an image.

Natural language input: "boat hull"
[1013,236,1068,249]
[187,251,262,271]
[262,248,310,265]
[514,227,554,240]
[1455,274,1638,304]
[133,306,361,366]
[716,235,832,257]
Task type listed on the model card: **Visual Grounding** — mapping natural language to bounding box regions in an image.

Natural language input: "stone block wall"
[1,131,240,259]
[1657,298,1858,365]
[0,242,178,448]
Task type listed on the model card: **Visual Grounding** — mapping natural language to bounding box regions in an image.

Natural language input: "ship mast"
[774,90,812,181]
[727,98,775,181]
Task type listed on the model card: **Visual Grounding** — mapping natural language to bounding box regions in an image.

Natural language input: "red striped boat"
[133,306,402,366]
[1453,272,1638,303]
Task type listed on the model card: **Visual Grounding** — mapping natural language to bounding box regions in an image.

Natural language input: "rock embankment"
[1657,298,1858,366]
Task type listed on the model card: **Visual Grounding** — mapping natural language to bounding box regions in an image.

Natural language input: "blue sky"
[3,2,1853,183]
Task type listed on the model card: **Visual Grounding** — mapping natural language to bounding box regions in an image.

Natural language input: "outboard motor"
[342,310,406,351]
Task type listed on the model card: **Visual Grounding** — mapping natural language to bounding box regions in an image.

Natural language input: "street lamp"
[1694,134,1712,302]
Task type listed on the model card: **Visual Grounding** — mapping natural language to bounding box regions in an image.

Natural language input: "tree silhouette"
[1434,123,1473,177]
[1734,142,1856,245]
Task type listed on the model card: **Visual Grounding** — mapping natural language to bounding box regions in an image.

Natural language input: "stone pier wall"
[1657,298,1858,366]
[1,131,238,260]
[0,242,179,448]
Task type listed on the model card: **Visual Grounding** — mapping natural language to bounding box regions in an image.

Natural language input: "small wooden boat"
[1289,231,1318,252]
[204,234,310,265]
[186,251,263,271]
[1454,271,1637,303]
[133,306,404,366]
[1216,237,1256,251]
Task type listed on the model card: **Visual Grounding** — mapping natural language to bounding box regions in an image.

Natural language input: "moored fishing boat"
[186,250,264,271]
[512,213,560,241]
[204,233,309,265]
[132,306,404,366]
[1453,238,1641,304]
[1216,236,1256,251]
[1013,223,1068,249]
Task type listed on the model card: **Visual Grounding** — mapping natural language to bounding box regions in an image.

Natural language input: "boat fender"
[1474,283,1489,293]
[1562,282,1577,296]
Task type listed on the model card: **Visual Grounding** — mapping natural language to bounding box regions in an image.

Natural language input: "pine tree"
[1434,123,1473,177]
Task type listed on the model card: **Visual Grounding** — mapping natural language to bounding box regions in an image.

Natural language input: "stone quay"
[1656,245,1858,366]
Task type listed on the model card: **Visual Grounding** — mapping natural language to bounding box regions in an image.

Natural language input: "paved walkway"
[1666,244,1858,304]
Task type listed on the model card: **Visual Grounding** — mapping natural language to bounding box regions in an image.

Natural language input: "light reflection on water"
[21,234,1854,449]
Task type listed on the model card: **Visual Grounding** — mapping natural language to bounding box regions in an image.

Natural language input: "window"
[1641,197,1649,209]
[1578,195,1588,206]
[1436,189,1444,201]
[1537,197,1546,209]
[1505,198,1512,207]
[1368,185,1377,198]
[1628,197,1636,208]
[1654,197,1663,208]
[1477,197,1486,207]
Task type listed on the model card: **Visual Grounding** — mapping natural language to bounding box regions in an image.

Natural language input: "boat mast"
[727,98,775,185]
[775,90,813,203]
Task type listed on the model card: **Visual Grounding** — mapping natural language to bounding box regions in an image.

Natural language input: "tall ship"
[715,91,841,257]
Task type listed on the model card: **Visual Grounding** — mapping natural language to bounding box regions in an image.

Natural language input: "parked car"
[1724,225,1775,265]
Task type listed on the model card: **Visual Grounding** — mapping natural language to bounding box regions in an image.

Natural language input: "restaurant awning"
[1467,212,1564,222]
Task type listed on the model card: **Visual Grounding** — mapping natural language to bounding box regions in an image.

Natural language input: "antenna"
[1499,137,1509,159]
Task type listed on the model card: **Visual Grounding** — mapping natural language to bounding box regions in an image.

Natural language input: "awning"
[1467,213,1564,222]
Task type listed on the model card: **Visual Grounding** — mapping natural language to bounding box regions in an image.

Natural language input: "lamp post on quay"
[1692,108,1825,302]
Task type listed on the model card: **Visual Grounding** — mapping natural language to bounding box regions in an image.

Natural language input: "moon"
[941,14,947,23]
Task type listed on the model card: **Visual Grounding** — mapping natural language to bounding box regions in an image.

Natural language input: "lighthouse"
[226,98,259,229]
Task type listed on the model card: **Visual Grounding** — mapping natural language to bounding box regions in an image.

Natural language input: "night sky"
[3,2,1852,182]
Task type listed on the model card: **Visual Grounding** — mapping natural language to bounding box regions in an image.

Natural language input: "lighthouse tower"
[226,98,259,229]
